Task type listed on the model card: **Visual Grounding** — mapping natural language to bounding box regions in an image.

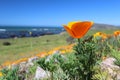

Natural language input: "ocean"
[0,26,65,38]
[0,26,64,32]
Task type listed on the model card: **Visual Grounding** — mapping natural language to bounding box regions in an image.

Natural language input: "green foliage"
[94,36,120,58]
[0,65,37,80]
[111,49,120,67]
[28,65,37,74]
[36,37,104,80]
[37,52,80,79]
[106,37,120,50]
[93,66,112,80]
[73,38,100,80]
[37,53,67,79]
[37,55,58,72]
[59,53,80,79]
[93,37,120,80]
[0,67,19,80]
[0,30,119,79]
[107,37,120,66]
[94,38,111,55]
[26,64,37,80]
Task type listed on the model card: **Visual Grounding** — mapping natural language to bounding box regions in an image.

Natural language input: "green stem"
[78,38,81,44]
[51,72,53,80]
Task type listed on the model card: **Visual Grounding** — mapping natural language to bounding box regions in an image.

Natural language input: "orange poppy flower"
[114,31,120,37]
[63,21,94,38]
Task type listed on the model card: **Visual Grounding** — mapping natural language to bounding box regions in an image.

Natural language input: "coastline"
[0,27,64,39]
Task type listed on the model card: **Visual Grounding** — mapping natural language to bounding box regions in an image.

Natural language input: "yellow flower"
[63,21,94,38]
[36,52,47,58]
[93,32,102,38]
[102,56,107,60]
[0,72,3,77]
[93,32,107,40]
[29,31,32,35]
[60,50,66,54]
[2,61,11,67]
[12,58,28,65]
[48,50,54,55]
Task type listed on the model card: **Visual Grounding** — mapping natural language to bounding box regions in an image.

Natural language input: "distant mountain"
[91,23,120,30]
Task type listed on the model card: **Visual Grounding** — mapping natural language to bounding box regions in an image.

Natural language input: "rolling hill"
[91,23,120,30]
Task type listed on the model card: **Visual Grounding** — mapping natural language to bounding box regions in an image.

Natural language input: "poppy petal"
[63,25,76,38]
[72,21,93,38]
[68,21,81,29]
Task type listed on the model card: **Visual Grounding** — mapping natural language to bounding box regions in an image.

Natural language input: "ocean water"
[0,26,65,38]
[0,26,64,32]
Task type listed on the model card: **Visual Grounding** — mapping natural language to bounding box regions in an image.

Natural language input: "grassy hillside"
[0,33,68,64]
[0,29,118,64]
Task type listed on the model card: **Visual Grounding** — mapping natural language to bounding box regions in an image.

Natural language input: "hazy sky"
[0,0,120,26]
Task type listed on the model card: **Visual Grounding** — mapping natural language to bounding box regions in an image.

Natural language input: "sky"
[0,0,120,26]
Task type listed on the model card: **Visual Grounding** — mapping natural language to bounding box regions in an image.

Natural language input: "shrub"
[73,38,100,80]
[3,42,11,46]
[111,49,120,67]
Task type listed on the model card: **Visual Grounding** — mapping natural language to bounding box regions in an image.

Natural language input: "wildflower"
[114,31,120,37]
[93,32,107,40]
[93,32,102,38]
[48,50,54,55]
[102,56,107,60]
[12,58,28,65]
[106,34,113,39]
[29,31,32,35]
[102,34,107,40]
[0,72,3,77]
[0,67,2,71]
[60,50,66,54]
[2,61,11,67]
[36,52,47,58]
[63,21,94,38]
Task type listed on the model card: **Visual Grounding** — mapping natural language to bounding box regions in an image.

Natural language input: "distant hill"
[91,23,120,30]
